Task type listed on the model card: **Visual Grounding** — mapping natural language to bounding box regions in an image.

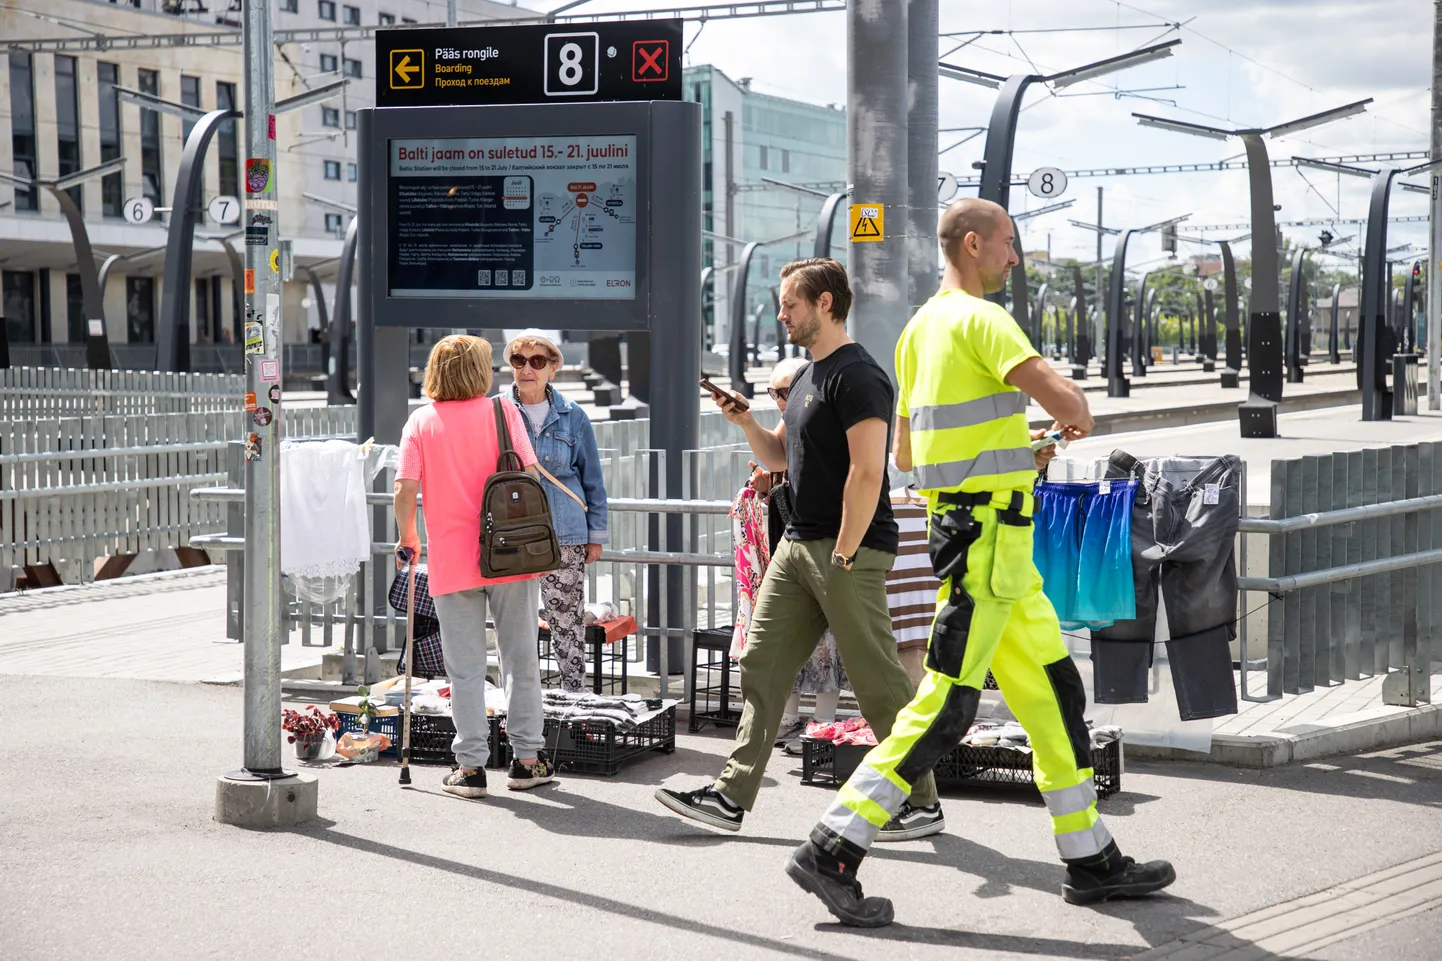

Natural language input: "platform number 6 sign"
[544,31,599,97]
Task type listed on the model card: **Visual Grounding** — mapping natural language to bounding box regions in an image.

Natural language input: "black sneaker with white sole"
[654,784,744,832]
[1063,856,1176,905]
[875,802,945,842]
[774,717,807,747]
[785,841,894,928]
[507,751,556,791]
[442,767,488,799]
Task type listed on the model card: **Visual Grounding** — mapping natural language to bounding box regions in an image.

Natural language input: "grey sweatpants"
[432,577,544,769]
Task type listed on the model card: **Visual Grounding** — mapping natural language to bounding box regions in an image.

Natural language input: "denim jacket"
[511,385,609,546]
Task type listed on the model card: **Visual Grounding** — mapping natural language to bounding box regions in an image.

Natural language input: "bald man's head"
[937,198,1017,295]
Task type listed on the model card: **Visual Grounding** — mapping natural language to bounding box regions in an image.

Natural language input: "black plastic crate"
[690,626,739,732]
[543,705,676,776]
[800,736,1122,799]
[398,713,511,770]
[335,711,400,756]
[538,624,630,694]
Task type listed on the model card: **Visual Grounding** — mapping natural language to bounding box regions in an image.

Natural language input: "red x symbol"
[632,40,668,82]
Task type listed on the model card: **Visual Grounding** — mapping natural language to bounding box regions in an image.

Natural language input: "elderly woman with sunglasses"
[506,329,610,692]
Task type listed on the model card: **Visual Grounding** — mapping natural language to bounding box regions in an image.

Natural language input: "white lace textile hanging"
[280,439,371,582]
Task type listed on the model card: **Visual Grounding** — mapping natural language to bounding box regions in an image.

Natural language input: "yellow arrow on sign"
[395,55,419,85]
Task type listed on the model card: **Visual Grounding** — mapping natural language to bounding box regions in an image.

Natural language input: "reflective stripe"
[1054,819,1114,860]
[914,447,1037,490]
[815,763,908,852]
[909,392,1028,432]
[1040,781,1098,819]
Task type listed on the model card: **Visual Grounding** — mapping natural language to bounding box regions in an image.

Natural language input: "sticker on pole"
[260,359,281,384]
[1027,166,1067,200]
[849,204,884,243]
[245,159,272,194]
[244,269,255,294]
[244,321,264,355]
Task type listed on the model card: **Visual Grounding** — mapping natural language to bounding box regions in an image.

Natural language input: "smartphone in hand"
[699,377,750,411]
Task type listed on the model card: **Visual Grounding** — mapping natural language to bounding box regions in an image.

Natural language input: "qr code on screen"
[477,270,492,286]
[512,270,526,287]
[495,270,510,286]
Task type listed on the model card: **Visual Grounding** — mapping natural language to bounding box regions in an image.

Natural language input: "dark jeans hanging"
[1092,452,1242,721]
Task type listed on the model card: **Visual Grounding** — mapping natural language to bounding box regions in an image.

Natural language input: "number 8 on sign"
[1027,166,1068,200]
[544,32,599,96]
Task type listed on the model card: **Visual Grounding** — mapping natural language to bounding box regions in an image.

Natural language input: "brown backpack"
[478,397,562,578]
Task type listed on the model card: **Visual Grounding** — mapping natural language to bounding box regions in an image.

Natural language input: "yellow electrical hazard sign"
[390,49,425,90]
[849,204,884,242]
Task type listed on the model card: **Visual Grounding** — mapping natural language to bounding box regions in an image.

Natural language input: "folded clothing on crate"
[803,716,1124,755]
[541,690,673,731]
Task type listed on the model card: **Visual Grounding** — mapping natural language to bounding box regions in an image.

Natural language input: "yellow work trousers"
[810,489,1114,867]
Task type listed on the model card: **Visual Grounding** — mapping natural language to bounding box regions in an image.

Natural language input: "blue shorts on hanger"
[1034,479,1138,630]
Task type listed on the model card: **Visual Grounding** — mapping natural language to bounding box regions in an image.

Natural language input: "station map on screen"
[387,134,637,300]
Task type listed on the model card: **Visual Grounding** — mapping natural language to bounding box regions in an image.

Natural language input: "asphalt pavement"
[2,675,1440,960]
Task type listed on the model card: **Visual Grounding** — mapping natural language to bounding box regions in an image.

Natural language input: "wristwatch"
[831,550,856,570]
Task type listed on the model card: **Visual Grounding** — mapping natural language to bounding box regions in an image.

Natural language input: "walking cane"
[398,546,417,786]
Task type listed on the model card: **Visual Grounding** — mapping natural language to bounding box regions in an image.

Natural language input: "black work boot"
[1063,853,1176,906]
[785,841,894,927]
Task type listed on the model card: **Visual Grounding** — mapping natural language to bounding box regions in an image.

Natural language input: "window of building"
[320,53,338,74]
[55,56,83,213]
[758,145,767,170]
[325,213,343,234]
[323,160,341,180]
[138,69,164,211]
[125,276,155,344]
[318,0,336,21]
[343,5,360,24]
[280,0,298,11]
[180,74,201,143]
[322,106,340,128]
[97,62,123,217]
[216,81,239,198]
[3,271,36,344]
[8,52,37,212]
[347,162,357,182]
[343,58,363,79]
[782,149,790,174]
[378,12,394,24]
[345,110,357,129]
[66,273,86,343]
[195,278,212,342]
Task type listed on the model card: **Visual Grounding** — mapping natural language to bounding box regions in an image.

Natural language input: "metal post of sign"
[1431,0,1442,410]
[906,0,939,319]
[1285,247,1309,383]
[1070,265,1089,378]
[1361,169,1400,421]
[1330,283,1343,364]
[848,0,909,383]
[156,109,240,373]
[1106,229,1135,397]
[215,0,317,828]
[1219,239,1243,386]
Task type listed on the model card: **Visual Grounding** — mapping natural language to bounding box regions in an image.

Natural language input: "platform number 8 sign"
[1027,166,1068,200]
[544,31,599,97]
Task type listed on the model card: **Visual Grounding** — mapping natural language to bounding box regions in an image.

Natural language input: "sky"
[535,0,1436,273]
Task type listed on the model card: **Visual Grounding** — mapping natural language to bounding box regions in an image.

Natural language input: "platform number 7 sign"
[544,31,599,97]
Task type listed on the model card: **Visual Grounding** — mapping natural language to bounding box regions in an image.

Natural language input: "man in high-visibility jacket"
[786,198,1176,927]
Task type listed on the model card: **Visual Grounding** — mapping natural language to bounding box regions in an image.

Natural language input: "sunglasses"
[767,386,791,402]
[509,353,552,370]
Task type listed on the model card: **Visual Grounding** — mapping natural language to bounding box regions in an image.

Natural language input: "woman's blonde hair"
[423,335,493,401]
[769,356,807,389]
[505,333,562,367]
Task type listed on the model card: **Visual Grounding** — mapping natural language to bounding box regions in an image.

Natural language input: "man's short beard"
[788,310,823,347]
[981,268,1008,295]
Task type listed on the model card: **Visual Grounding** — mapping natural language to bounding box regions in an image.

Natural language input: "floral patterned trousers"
[541,545,589,692]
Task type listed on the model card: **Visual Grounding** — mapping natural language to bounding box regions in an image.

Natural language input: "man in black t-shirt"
[654,258,940,838]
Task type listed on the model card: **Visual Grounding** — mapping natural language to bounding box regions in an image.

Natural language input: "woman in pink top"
[394,335,555,800]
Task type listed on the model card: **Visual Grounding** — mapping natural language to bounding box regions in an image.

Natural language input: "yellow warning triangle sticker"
[852,217,881,238]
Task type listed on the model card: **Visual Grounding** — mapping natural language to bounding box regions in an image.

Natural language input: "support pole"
[906,0,938,319]
[41,185,111,369]
[1070,265,1090,378]
[217,0,316,828]
[1219,240,1243,386]
[1329,283,1342,365]
[847,0,909,382]
[328,216,359,404]
[1106,229,1135,397]
[237,0,285,783]
[1361,170,1399,421]
[1430,0,1442,409]
[1285,247,1308,383]
[1238,133,1285,437]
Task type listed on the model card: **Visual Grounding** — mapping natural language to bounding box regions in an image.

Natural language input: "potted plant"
[282,706,340,761]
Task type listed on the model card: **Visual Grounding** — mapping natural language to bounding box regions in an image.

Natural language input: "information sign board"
[388,134,638,300]
[375,20,682,107]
